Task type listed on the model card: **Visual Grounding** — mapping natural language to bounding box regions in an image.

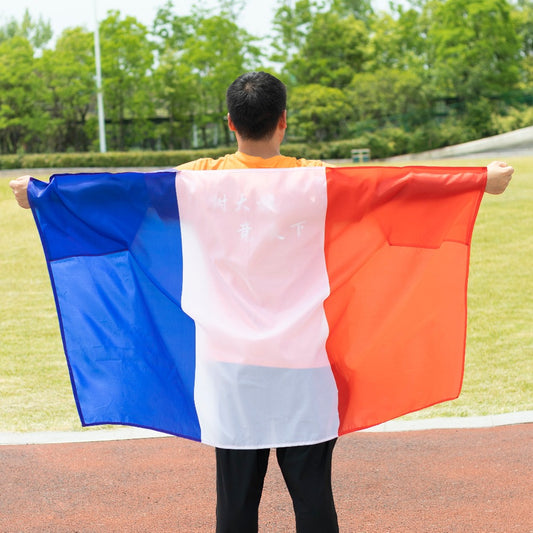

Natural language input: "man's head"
[226,72,287,141]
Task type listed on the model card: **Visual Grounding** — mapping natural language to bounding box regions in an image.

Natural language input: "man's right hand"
[485,161,514,195]
[9,175,32,209]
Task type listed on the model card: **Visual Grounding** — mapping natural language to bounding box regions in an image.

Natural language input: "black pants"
[215,439,338,533]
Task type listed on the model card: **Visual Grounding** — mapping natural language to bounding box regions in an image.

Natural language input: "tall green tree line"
[0,0,531,155]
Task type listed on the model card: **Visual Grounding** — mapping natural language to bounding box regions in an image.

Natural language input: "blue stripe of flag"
[29,172,201,440]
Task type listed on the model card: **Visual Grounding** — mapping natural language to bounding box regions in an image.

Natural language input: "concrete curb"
[385,125,533,161]
[362,410,533,432]
[1,411,531,446]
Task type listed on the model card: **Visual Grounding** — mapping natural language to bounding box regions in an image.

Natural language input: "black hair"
[226,72,287,140]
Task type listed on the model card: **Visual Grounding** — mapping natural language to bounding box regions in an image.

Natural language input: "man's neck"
[236,139,281,159]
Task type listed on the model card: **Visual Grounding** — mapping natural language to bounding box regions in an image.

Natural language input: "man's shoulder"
[292,158,331,168]
[176,152,329,170]
[176,155,232,171]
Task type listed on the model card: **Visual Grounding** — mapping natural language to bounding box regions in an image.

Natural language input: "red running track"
[0,424,531,532]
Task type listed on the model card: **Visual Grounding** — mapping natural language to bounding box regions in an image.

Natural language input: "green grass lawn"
[402,157,532,419]
[0,159,531,432]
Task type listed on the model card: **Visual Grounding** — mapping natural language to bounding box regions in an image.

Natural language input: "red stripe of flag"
[323,166,486,433]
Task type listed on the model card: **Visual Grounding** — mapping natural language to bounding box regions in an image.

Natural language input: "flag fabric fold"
[28,166,486,448]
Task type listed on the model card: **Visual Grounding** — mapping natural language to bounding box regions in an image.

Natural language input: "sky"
[0,0,397,41]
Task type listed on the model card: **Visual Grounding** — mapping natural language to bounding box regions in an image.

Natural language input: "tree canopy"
[0,0,531,155]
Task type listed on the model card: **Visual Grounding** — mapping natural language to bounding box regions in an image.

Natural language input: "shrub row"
[0,141,381,170]
[0,121,492,170]
[0,147,234,171]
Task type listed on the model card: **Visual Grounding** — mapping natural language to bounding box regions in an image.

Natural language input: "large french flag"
[28,166,486,448]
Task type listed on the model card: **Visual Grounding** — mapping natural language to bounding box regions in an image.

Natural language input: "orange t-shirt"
[177,151,328,170]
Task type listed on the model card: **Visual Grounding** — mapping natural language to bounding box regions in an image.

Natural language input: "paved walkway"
[1,415,531,532]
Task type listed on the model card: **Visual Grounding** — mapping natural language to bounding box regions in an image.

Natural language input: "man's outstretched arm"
[9,162,514,209]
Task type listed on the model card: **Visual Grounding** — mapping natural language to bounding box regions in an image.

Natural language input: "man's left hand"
[9,175,32,209]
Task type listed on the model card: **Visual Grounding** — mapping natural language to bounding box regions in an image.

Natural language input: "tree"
[0,36,48,153]
[348,68,429,132]
[99,10,156,150]
[153,1,262,148]
[179,4,262,146]
[424,0,521,99]
[271,0,321,65]
[0,9,52,51]
[288,84,352,141]
[511,0,533,87]
[330,0,374,22]
[152,3,199,149]
[423,0,522,136]
[152,1,197,149]
[285,10,369,88]
[39,27,96,151]
[366,4,427,73]
[152,52,199,150]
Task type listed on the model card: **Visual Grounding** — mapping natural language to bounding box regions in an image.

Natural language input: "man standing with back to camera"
[10,71,514,533]
[177,71,513,533]
[178,71,340,533]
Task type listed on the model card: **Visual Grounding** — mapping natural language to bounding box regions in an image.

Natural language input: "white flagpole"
[94,0,107,153]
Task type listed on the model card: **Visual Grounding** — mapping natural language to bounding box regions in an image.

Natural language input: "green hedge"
[0,142,367,171]
[0,147,234,170]
[0,130,457,170]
